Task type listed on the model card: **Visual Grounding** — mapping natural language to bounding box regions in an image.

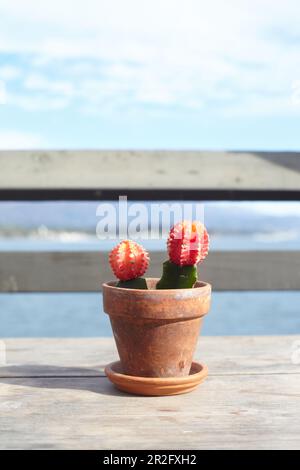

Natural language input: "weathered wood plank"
[0,337,299,449]
[0,250,299,292]
[1,336,299,378]
[0,374,299,449]
[0,151,299,193]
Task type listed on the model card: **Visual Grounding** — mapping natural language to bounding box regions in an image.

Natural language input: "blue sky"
[0,0,299,150]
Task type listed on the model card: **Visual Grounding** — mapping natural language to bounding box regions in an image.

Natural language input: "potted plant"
[103,221,211,395]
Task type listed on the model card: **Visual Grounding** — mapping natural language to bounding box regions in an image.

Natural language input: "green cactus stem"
[116,277,148,289]
[156,260,197,289]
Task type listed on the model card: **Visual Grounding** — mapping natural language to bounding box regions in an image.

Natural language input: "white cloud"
[0,80,6,104]
[0,65,20,80]
[24,74,74,97]
[0,0,299,115]
[0,130,46,149]
[7,92,70,111]
[291,80,300,106]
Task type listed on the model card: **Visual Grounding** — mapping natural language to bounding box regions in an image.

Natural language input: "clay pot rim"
[103,277,211,296]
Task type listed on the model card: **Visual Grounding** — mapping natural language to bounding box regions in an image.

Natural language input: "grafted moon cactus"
[168,221,209,266]
[109,240,149,289]
[157,221,209,289]
[108,222,209,290]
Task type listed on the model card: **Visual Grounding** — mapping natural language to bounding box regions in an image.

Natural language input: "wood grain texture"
[0,374,299,450]
[0,337,299,450]
[0,150,300,190]
[0,250,299,292]
[1,336,299,378]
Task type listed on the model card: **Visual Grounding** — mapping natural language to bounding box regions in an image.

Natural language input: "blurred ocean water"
[0,291,299,338]
[0,201,300,251]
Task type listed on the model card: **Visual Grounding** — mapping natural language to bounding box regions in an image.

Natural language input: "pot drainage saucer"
[104,361,208,396]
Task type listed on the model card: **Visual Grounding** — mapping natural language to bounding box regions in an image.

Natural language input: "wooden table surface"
[0,336,299,450]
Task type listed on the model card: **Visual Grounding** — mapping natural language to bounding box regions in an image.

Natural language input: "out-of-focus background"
[0,0,299,337]
[1,0,300,149]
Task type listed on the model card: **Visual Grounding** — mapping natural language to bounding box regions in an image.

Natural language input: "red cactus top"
[109,240,150,281]
[167,221,209,266]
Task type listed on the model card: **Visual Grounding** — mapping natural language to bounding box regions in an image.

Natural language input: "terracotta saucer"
[105,361,208,396]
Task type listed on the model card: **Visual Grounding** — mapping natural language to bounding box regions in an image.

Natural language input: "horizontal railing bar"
[1,188,300,201]
[0,250,299,292]
[1,151,300,198]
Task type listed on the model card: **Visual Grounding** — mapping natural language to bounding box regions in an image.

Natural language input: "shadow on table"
[0,364,135,398]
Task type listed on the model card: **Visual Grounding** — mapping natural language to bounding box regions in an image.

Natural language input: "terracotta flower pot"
[102,278,211,378]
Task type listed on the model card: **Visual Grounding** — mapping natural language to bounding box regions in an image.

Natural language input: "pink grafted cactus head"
[168,221,209,266]
[109,240,149,281]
